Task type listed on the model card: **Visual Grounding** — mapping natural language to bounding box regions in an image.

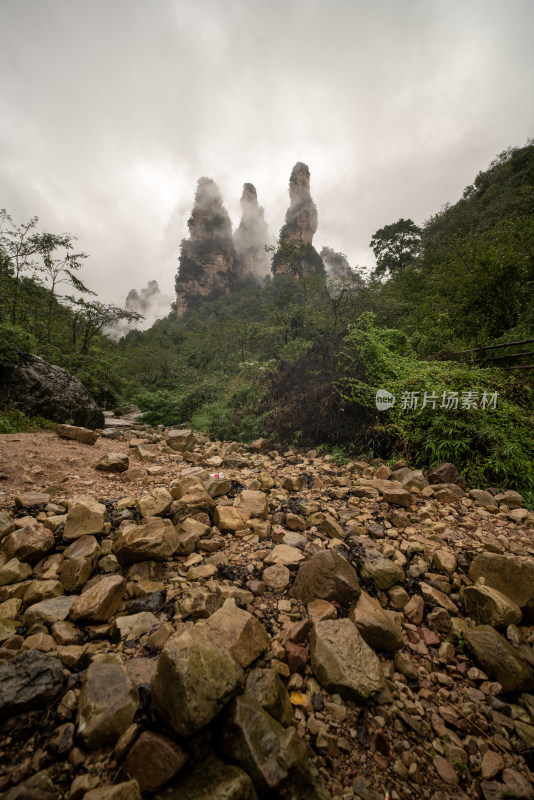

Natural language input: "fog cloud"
[1,0,533,312]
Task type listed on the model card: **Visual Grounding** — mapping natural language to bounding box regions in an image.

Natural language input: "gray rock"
[349,591,403,652]
[310,618,384,701]
[155,754,258,800]
[290,550,360,608]
[113,519,179,564]
[465,625,534,693]
[0,352,104,428]
[245,668,293,727]
[0,651,63,718]
[151,625,244,738]
[462,584,522,628]
[469,554,534,610]
[23,595,75,626]
[77,660,139,748]
[218,695,328,799]
[57,423,99,445]
[84,781,142,800]
[94,452,129,473]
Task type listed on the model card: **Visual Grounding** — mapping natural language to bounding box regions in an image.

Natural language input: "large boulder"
[77,660,139,748]
[151,625,244,738]
[0,352,104,429]
[155,754,257,800]
[309,618,384,701]
[469,554,534,611]
[218,695,328,799]
[465,625,534,693]
[0,651,63,718]
[290,550,360,608]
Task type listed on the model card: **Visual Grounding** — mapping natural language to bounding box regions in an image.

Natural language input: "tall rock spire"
[233,183,270,279]
[271,162,324,277]
[174,178,237,316]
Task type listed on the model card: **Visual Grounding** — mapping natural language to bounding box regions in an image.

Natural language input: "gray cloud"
[1,0,533,306]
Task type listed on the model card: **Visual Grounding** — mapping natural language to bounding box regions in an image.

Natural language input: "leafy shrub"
[0,407,56,433]
[0,322,36,366]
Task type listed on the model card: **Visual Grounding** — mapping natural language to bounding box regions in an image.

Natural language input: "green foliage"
[0,407,56,433]
[370,218,422,277]
[0,321,36,365]
[341,315,534,499]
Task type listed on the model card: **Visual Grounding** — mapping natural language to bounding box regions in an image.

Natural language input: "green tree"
[370,218,422,277]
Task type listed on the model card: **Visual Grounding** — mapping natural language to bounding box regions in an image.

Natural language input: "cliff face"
[320,247,351,280]
[271,162,324,277]
[233,183,270,279]
[175,178,237,316]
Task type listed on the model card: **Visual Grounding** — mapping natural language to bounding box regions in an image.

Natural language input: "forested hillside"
[1,143,533,502]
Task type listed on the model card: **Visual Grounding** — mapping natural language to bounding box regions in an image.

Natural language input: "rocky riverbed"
[1,423,534,800]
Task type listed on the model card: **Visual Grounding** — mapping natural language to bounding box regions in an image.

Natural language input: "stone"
[0,352,104,428]
[112,611,158,641]
[502,768,534,799]
[0,510,15,538]
[56,423,99,445]
[264,544,304,567]
[77,660,139,749]
[94,452,129,473]
[310,618,384,701]
[63,497,106,541]
[151,625,244,738]
[218,694,328,799]
[381,488,413,507]
[469,489,498,508]
[24,596,75,626]
[465,625,534,693]
[70,774,100,800]
[236,490,268,519]
[58,556,93,592]
[1,771,57,799]
[204,605,270,667]
[433,549,457,574]
[307,598,338,621]
[469,554,534,610]
[480,750,504,780]
[84,781,142,800]
[214,505,249,532]
[123,731,188,793]
[262,564,290,592]
[0,557,32,586]
[433,755,458,786]
[420,582,458,613]
[15,495,53,514]
[172,488,215,523]
[427,462,466,489]
[135,488,173,518]
[290,550,360,608]
[319,514,345,540]
[0,651,63,718]
[349,591,403,652]
[154,754,257,800]
[166,428,196,451]
[24,579,64,604]
[69,574,126,623]
[113,519,179,564]
[462,584,522,627]
[64,535,100,559]
[245,667,293,727]
[2,524,54,564]
[360,556,405,590]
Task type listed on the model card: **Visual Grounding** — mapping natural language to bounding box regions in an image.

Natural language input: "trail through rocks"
[1,424,534,800]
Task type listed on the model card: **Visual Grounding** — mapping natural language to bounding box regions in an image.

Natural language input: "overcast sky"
[1,0,533,315]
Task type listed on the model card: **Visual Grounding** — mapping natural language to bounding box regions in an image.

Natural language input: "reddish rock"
[284,641,308,673]
[124,731,188,792]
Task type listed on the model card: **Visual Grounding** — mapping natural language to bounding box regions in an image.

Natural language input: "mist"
[1,0,533,310]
